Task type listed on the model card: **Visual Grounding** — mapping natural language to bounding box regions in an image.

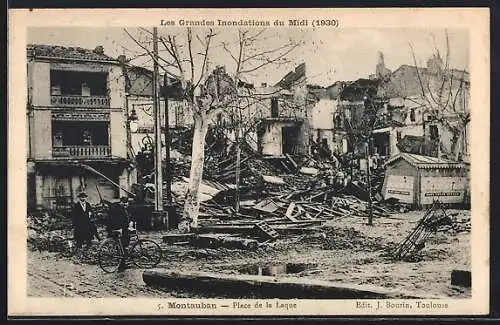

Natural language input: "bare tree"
[124,28,303,232]
[406,31,470,159]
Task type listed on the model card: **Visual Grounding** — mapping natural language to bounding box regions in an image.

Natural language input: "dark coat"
[71,201,93,242]
[107,203,134,246]
[107,203,132,231]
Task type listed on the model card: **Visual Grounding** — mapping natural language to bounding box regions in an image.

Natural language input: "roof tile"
[27,44,117,62]
[385,153,466,169]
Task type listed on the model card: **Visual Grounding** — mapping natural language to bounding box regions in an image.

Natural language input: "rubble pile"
[27,209,105,256]
[437,211,471,233]
[130,130,413,242]
[298,226,388,251]
[28,210,72,232]
[27,212,70,252]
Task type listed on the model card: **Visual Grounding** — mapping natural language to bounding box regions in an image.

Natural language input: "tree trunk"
[179,113,209,233]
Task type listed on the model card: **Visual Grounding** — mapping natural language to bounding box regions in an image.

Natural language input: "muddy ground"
[27,209,471,298]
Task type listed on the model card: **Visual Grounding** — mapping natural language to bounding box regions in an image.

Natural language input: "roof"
[381,64,470,99]
[325,81,349,99]
[385,153,466,169]
[27,44,118,63]
[308,87,330,100]
[275,63,306,89]
[339,78,381,102]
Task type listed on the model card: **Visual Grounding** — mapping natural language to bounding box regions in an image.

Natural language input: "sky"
[27,27,469,87]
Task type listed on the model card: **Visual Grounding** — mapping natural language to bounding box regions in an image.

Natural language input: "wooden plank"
[205,220,324,227]
[285,153,299,170]
[285,202,298,222]
[143,269,421,299]
[296,205,313,220]
[193,234,259,250]
[313,208,325,219]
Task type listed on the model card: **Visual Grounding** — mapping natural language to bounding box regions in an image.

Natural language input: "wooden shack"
[382,153,468,208]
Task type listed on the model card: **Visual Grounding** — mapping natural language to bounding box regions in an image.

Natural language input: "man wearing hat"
[71,191,93,248]
[107,196,135,249]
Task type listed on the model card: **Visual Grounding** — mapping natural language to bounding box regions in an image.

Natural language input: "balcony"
[51,95,110,108]
[52,145,111,158]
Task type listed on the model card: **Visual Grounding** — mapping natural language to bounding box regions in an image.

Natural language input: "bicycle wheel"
[130,240,162,269]
[98,238,124,273]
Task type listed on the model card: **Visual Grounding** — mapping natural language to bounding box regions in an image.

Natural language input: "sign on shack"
[381,153,469,208]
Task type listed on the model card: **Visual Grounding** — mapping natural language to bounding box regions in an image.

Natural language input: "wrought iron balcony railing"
[52,145,111,158]
[51,95,110,108]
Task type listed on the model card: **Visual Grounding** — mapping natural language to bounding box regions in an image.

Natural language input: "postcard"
[8,8,490,316]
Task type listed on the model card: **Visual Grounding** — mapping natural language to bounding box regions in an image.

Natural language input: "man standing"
[107,197,135,270]
[71,192,93,248]
[107,196,134,249]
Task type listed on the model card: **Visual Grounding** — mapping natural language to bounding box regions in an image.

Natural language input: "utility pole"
[366,138,373,226]
[163,74,172,204]
[234,112,241,214]
[125,93,131,159]
[152,27,163,213]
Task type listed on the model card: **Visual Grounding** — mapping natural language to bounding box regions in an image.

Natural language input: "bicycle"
[97,227,162,273]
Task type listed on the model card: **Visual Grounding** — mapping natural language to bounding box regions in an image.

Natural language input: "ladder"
[392,200,451,260]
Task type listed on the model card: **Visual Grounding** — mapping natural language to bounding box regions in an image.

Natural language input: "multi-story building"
[255,63,314,157]
[335,52,470,161]
[27,44,136,210]
[118,58,191,157]
[379,52,470,161]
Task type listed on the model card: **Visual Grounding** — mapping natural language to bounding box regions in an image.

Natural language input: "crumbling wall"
[261,123,284,156]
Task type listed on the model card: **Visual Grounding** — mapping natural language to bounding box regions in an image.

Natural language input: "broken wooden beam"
[142,269,420,299]
[194,221,322,236]
[192,234,259,250]
[285,202,298,222]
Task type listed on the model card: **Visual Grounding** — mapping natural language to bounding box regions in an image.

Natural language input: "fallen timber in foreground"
[143,269,423,299]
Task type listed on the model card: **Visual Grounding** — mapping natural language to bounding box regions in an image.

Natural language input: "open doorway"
[373,132,390,156]
[282,125,300,155]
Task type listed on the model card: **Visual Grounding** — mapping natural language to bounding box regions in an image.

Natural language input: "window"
[410,108,416,122]
[50,70,108,96]
[52,121,109,146]
[430,125,439,140]
[271,98,279,117]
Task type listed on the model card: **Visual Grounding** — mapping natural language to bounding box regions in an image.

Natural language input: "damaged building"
[255,63,311,157]
[334,51,470,162]
[254,63,342,159]
[26,44,136,210]
[118,58,191,158]
[378,52,470,161]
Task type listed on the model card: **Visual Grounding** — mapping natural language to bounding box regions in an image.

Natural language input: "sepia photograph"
[8,8,490,316]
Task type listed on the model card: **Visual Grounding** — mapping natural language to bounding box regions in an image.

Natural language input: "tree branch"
[187,28,195,82]
[194,29,216,89]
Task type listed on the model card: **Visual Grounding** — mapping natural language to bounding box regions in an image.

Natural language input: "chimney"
[427,53,443,73]
[94,45,104,55]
